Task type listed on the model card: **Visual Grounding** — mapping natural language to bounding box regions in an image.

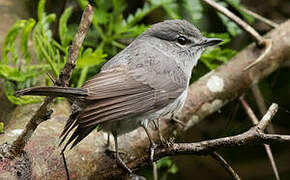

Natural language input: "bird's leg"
[156,118,166,145]
[152,118,166,145]
[141,124,157,162]
[113,134,132,174]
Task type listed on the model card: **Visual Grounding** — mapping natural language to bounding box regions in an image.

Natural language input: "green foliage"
[0,16,47,104]
[77,0,193,57]
[182,0,204,23]
[201,33,237,70]
[216,1,242,36]
[216,0,255,36]
[0,122,4,134]
[59,7,73,47]
[0,0,105,105]
[225,0,254,23]
[76,49,106,87]
[157,157,179,174]
[0,0,241,105]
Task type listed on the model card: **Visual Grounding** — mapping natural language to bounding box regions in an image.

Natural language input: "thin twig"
[256,104,278,131]
[56,5,94,87]
[153,162,158,180]
[251,84,275,133]
[239,96,259,124]
[240,7,279,28]
[202,0,265,46]
[210,152,241,180]
[8,4,94,158]
[244,39,272,70]
[239,97,280,180]
[263,144,280,180]
[251,85,267,115]
[9,97,54,157]
[145,104,286,162]
[202,0,275,70]
[46,72,56,85]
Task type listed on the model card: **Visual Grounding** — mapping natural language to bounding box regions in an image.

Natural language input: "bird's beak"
[201,38,223,47]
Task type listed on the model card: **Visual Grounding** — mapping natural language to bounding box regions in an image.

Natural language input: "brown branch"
[202,0,265,46]
[250,84,275,133]
[202,0,273,70]
[56,5,94,87]
[8,4,94,158]
[97,104,288,178]
[153,162,158,180]
[239,96,280,180]
[244,39,272,70]
[250,85,267,116]
[240,7,279,28]
[210,152,241,180]
[1,10,290,180]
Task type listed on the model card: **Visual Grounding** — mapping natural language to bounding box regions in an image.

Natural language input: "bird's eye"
[177,35,188,45]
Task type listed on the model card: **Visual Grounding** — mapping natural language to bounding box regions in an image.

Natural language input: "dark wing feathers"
[60,67,186,151]
[79,93,156,127]
[79,91,153,123]
[83,69,152,100]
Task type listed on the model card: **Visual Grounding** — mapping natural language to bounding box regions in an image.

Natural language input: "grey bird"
[15,20,222,174]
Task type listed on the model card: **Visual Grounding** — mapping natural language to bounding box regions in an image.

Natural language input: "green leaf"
[126,3,158,26]
[76,49,107,68]
[2,20,27,64]
[0,64,45,82]
[21,18,36,63]
[183,0,203,22]
[59,7,73,46]
[93,9,110,24]
[157,157,179,174]
[112,0,127,14]
[78,0,88,8]
[38,0,46,21]
[77,67,89,87]
[225,0,254,23]
[218,13,242,36]
[5,81,44,105]
[201,47,237,70]
[161,0,180,19]
[169,164,179,174]
[0,122,4,134]
[217,2,242,36]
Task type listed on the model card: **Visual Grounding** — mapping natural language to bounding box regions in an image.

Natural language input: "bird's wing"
[60,66,186,150]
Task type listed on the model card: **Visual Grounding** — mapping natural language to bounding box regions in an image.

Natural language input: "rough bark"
[0,14,290,180]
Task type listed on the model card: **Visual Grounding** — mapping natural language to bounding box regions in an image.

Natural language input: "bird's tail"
[14,86,88,98]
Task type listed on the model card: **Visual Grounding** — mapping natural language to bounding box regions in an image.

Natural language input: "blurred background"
[0,0,290,179]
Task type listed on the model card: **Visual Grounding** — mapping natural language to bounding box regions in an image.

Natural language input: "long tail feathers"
[14,86,88,98]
